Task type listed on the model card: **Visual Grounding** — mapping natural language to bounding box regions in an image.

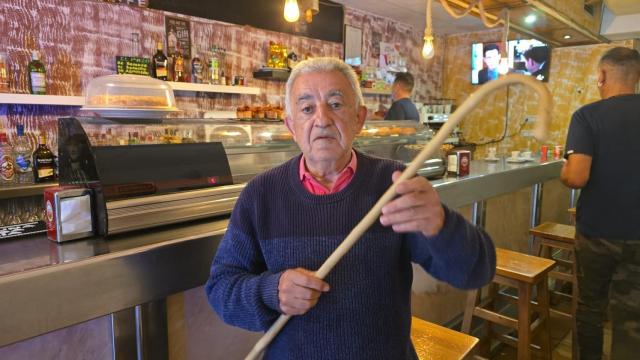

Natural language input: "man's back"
[385,98,420,121]
[565,94,640,239]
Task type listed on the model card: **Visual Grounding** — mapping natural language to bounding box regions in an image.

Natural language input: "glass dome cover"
[82,74,178,111]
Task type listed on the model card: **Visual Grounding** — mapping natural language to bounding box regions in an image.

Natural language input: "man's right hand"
[278,268,330,316]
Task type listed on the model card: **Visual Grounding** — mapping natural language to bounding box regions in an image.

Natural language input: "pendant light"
[284,0,300,23]
[422,0,435,59]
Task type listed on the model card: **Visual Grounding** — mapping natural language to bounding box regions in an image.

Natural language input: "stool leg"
[536,277,552,360]
[571,249,579,360]
[479,283,499,356]
[517,282,532,360]
[461,288,479,333]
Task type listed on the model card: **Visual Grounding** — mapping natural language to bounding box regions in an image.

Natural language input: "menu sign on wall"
[165,16,191,60]
[115,56,150,76]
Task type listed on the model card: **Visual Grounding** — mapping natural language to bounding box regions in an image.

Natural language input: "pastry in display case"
[80,74,181,118]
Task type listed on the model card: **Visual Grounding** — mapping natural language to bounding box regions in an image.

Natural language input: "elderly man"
[206,57,495,359]
[561,47,640,359]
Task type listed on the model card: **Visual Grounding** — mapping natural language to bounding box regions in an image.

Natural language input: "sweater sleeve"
[204,193,282,332]
[408,205,496,289]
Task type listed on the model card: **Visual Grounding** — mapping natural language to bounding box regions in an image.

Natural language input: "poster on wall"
[379,42,407,73]
[165,16,191,59]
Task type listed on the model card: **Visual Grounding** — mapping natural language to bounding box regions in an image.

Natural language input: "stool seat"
[411,316,478,360]
[496,248,556,284]
[529,223,575,244]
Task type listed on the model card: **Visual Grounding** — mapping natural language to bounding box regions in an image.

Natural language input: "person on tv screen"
[524,46,550,81]
[477,43,501,84]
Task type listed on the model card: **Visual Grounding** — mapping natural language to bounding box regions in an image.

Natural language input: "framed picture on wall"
[344,25,362,66]
[165,16,191,60]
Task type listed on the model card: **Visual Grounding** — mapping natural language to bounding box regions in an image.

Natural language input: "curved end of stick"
[532,86,553,142]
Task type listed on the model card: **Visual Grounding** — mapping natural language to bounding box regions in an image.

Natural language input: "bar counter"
[0,159,562,348]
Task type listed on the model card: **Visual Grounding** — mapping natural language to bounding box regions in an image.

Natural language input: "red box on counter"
[44,186,94,243]
[447,150,471,177]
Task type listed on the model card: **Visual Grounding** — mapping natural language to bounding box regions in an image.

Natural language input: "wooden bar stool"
[529,222,578,358]
[411,316,479,360]
[461,248,555,360]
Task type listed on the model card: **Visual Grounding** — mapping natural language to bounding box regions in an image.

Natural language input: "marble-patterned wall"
[345,7,445,108]
[443,28,634,158]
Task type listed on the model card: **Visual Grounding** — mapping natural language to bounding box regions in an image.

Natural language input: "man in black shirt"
[561,47,640,360]
[385,72,420,121]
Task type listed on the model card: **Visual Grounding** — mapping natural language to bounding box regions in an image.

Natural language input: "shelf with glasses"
[361,88,391,96]
[0,182,58,200]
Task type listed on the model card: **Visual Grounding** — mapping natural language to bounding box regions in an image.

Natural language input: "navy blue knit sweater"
[205,152,495,360]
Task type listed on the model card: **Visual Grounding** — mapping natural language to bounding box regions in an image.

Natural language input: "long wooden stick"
[244,74,552,360]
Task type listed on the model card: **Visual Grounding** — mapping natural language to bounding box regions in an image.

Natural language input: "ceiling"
[334,0,640,44]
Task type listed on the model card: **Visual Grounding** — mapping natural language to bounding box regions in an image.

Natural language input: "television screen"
[471,39,551,85]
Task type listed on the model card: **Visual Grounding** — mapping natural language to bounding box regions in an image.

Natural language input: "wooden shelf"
[0,93,84,106]
[362,88,392,96]
[0,83,259,108]
[167,82,260,95]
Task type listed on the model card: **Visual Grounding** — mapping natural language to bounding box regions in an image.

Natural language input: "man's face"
[484,49,500,70]
[525,57,539,73]
[285,70,366,167]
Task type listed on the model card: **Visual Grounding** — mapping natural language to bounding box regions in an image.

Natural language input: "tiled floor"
[490,314,612,359]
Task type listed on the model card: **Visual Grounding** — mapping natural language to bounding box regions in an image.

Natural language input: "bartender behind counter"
[385,72,420,121]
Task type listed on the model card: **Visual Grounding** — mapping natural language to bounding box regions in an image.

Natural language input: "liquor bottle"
[209,46,220,85]
[33,133,56,183]
[191,47,203,84]
[28,50,46,94]
[0,132,16,186]
[173,48,185,82]
[14,124,34,184]
[152,42,168,80]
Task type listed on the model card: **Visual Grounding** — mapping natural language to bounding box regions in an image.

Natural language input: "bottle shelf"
[361,88,392,96]
[167,82,260,95]
[0,93,85,106]
[0,182,58,200]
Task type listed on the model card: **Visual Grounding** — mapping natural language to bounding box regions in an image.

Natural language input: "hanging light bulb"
[284,0,300,23]
[422,0,435,60]
[422,36,435,59]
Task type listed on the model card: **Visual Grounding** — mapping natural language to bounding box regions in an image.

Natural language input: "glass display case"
[57,116,444,236]
[61,117,442,183]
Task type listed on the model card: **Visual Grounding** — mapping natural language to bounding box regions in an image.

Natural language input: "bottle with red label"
[0,132,16,186]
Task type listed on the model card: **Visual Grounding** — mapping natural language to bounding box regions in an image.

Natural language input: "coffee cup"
[521,151,532,159]
[487,147,497,159]
[511,150,520,159]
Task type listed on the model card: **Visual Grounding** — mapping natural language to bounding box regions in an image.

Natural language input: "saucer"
[520,157,535,162]
[506,157,527,163]
[484,157,500,162]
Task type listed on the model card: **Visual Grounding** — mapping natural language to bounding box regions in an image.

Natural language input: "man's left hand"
[379,171,445,237]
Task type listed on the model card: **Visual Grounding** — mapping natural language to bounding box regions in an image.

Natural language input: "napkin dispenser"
[44,187,94,243]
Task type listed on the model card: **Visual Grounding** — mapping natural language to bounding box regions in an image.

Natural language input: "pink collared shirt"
[299,150,357,195]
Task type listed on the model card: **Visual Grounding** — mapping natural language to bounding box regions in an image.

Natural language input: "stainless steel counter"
[0,159,562,347]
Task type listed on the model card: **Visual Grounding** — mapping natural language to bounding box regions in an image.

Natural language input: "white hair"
[285,57,364,117]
